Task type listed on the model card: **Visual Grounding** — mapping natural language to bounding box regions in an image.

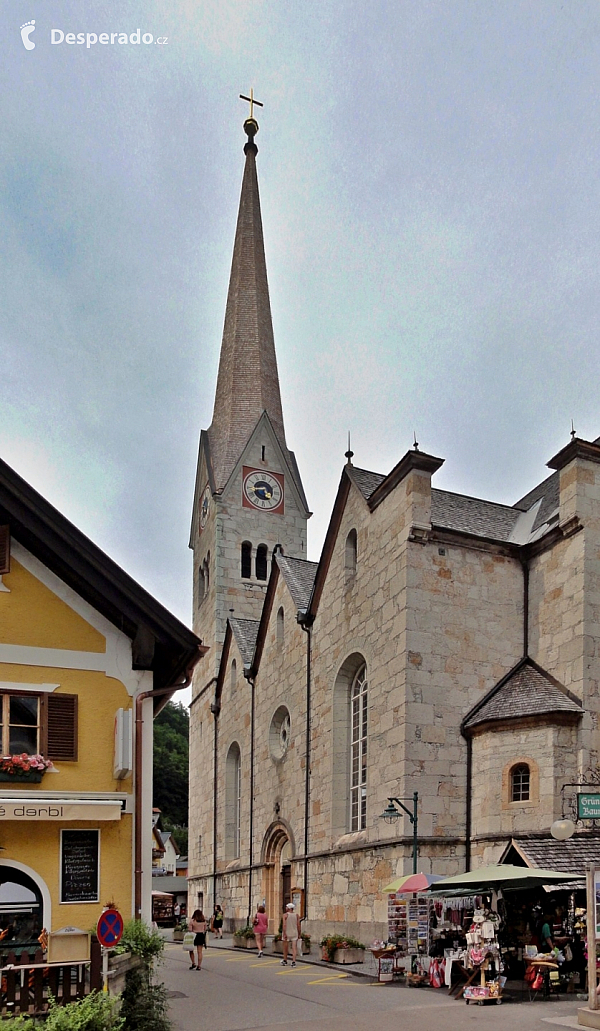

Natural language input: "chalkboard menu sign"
[61,830,99,903]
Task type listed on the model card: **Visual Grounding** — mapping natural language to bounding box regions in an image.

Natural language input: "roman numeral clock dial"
[242,469,284,513]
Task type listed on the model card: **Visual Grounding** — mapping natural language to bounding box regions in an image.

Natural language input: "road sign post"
[96,908,124,993]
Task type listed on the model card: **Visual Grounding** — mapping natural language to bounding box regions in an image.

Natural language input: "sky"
[2,0,600,635]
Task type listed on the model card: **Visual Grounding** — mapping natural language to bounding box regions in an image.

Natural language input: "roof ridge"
[431,487,518,513]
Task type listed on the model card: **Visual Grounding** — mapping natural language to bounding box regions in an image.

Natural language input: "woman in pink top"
[253,904,268,957]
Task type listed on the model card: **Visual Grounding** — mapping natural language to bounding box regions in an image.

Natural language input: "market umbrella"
[427,863,583,895]
[382,872,444,894]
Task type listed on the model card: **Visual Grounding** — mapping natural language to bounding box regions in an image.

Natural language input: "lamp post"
[379,792,419,874]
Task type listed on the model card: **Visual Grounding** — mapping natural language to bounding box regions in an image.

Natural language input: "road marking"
[249,960,282,967]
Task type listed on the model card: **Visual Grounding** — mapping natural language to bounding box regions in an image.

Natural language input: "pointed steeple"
[208,116,287,492]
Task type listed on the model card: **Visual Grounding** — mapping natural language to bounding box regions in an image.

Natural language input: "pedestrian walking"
[212,904,224,939]
[280,903,301,966]
[253,904,268,956]
[188,909,207,970]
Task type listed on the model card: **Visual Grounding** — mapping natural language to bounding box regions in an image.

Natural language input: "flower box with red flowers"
[0,754,53,782]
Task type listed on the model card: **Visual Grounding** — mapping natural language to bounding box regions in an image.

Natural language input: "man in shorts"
[281,902,301,966]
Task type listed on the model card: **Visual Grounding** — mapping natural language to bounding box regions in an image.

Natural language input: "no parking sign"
[97,908,124,948]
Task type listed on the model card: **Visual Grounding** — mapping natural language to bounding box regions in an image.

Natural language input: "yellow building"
[0,457,203,945]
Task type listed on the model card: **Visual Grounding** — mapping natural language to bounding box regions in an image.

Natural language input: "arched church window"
[277,607,284,645]
[241,542,252,579]
[204,552,210,590]
[230,659,237,696]
[225,742,241,859]
[256,544,268,581]
[350,664,368,831]
[345,529,357,579]
[198,567,205,605]
[511,763,530,802]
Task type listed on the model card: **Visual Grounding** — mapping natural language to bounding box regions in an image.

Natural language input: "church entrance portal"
[262,825,293,935]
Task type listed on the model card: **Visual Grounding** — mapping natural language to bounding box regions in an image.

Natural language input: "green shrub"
[319,933,365,960]
[119,968,171,1031]
[2,992,123,1030]
[112,920,165,964]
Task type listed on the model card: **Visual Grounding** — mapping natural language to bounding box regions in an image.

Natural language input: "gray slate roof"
[229,617,259,665]
[276,555,318,612]
[463,659,583,730]
[350,467,385,501]
[431,489,519,541]
[506,837,600,879]
[347,458,562,544]
[513,471,560,533]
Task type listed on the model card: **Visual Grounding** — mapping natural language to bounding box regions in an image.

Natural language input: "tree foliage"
[153,702,189,837]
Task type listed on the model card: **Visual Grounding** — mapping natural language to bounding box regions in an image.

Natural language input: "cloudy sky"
[2,0,600,630]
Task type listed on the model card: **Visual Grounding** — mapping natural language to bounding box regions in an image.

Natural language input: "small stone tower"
[190,114,310,684]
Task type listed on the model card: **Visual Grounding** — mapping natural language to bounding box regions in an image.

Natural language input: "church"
[188,111,600,942]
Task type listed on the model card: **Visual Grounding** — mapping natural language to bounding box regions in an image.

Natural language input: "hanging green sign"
[578,793,600,820]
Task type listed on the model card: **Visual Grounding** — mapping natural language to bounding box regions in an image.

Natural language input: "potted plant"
[233,926,257,949]
[0,754,53,783]
[320,933,365,964]
[172,921,187,942]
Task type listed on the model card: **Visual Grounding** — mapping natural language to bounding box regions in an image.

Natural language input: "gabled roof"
[276,554,318,613]
[502,836,600,880]
[230,618,260,667]
[0,456,203,697]
[349,467,385,501]
[462,658,582,732]
[431,490,519,541]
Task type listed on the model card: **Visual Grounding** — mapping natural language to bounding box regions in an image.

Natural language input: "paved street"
[162,941,586,1031]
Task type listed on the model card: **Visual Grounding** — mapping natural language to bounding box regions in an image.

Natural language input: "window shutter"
[0,526,10,575]
[45,694,78,761]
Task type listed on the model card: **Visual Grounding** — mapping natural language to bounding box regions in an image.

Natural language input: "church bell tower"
[190,107,310,682]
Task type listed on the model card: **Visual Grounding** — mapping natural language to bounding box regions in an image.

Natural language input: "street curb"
[166,938,375,979]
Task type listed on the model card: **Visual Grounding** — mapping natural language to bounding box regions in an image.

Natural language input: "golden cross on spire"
[239,88,263,120]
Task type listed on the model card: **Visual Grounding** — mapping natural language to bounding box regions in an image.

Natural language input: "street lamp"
[379,792,419,874]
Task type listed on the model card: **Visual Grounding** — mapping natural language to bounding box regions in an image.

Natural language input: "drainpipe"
[300,618,313,918]
[245,672,256,925]
[209,682,220,916]
[134,647,205,920]
[521,557,529,657]
[463,732,472,872]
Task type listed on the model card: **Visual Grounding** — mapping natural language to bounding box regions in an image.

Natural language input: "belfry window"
[256,544,268,581]
[350,664,368,831]
[345,529,357,580]
[241,542,252,579]
[511,763,530,802]
[198,567,205,604]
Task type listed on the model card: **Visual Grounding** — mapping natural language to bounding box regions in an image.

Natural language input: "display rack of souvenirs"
[462,908,504,1005]
[387,894,432,955]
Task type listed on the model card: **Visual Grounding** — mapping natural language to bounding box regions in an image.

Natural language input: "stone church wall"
[470,719,580,852]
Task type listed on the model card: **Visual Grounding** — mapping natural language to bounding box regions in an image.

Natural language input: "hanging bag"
[183,932,195,951]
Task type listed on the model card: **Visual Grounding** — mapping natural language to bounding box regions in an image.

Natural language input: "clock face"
[242,469,284,511]
[199,485,211,529]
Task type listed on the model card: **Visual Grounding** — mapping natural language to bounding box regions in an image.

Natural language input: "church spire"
[207,110,287,492]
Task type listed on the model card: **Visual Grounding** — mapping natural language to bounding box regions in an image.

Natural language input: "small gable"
[0,557,105,652]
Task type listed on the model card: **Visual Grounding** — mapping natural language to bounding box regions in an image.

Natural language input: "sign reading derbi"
[51,29,168,48]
